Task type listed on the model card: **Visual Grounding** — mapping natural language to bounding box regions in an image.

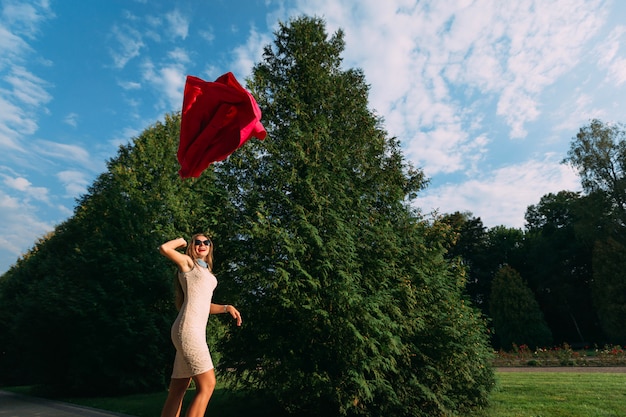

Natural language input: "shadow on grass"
[2,385,288,417]
[207,387,288,417]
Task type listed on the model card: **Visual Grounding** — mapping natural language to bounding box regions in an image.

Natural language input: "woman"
[159,234,242,417]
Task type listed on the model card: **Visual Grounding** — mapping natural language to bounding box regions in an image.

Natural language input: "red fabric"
[177,72,267,178]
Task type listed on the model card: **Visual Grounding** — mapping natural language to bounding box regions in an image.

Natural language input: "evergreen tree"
[490,265,553,349]
[215,16,494,417]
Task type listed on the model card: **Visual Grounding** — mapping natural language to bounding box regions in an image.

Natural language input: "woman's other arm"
[211,303,242,326]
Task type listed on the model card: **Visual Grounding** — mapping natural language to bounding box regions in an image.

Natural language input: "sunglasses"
[194,239,211,247]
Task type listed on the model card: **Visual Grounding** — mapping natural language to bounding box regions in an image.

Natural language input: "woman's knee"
[169,377,191,395]
[194,369,216,393]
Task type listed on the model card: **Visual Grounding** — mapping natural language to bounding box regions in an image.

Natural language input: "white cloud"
[64,112,78,127]
[36,140,92,167]
[0,94,36,149]
[0,8,53,151]
[57,170,89,197]
[165,9,189,40]
[0,170,55,270]
[553,91,606,133]
[0,24,31,67]
[285,0,607,176]
[4,65,51,114]
[109,126,143,149]
[1,0,55,39]
[167,47,190,64]
[109,23,145,69]
[0,192,19,209]
[231,27,272,80]
[140,59,186,111]
[270,0,620,230]
[2,174,50,203]
[108,8,193,111]
[4,176,31,191]
[0,187,53,271]
[198,28,215,43]
[416,155,582,228]
[0,0,55,153]
[118,80,141,90]
[597,25,626,86]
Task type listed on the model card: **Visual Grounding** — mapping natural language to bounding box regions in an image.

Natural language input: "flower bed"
[493,344,626,367]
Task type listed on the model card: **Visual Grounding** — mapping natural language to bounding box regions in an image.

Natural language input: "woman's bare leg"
[185,369,216,417]
[161,377,191,417]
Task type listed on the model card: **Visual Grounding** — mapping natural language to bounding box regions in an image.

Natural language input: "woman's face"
[192,236,211,259]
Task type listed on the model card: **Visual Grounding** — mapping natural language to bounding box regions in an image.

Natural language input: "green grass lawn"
[471,371,626,417]
[5,371,626,416]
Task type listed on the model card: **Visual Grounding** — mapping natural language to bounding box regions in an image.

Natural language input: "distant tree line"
[442,119,626,350]
[0,17,495,417]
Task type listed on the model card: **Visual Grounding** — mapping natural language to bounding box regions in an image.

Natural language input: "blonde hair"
[174,233,214,310]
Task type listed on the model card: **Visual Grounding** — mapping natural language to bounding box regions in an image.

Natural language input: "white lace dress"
[170,265,218,378]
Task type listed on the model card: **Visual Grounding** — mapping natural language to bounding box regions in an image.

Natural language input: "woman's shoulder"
[176,258,197,274]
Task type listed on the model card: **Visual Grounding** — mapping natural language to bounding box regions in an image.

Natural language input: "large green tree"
[562,119,626,344]
[563,119,626,228]
[215,16,494,417]
[0,114,231,394]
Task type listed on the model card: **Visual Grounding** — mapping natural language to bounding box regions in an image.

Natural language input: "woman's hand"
[226,305,243,327]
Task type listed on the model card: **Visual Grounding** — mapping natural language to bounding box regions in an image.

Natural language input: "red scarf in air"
[177,72,267,178]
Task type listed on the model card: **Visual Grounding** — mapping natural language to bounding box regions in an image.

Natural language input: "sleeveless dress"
[170,264,218,378]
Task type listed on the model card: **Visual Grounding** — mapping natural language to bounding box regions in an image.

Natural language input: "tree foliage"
[563,119,626,228]
[441,212,489,306]
[560,119,626,344]
[523,191,599,344]
[0,114,231,394]
[214,16,494,417]
[441,213,525,317]
[592,238,626,344]
[490,265,553,349]
[371,119,626,351]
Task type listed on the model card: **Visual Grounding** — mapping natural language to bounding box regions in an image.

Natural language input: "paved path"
[0,390,136,417]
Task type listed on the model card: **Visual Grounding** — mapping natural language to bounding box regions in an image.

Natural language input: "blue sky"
[1,0,625,274]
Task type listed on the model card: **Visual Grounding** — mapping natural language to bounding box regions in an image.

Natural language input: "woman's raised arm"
[159,237,194,272]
